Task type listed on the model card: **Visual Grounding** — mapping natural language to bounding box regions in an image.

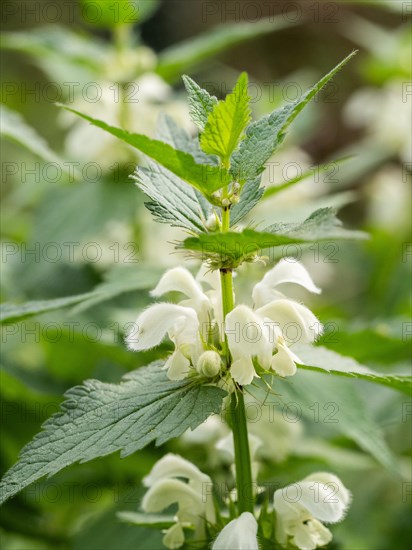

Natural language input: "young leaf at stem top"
[200,72,251,166]
[230,51,357,183]
[182,75,218,132]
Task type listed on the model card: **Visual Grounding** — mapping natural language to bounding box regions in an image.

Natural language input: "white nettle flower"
[126,267,219,380]
[274,472,351,550]
[142,454,215,549]
[151,266,212,326]
[212,512,259,550]
[225,259,323,384]
[126,302,200,380]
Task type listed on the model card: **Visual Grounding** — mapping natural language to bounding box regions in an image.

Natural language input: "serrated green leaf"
[230,177,264,226]
[133,115,213,231]
[261,369,400,476]
[231,52,357,183]
[0,364,226,504]
[157,16,296,82]
[295,345,412,395]
[200,72,251,164]
[182,75,218,131]
[180,208,367,267]
[58,105,231,197]
[0,105,77,177]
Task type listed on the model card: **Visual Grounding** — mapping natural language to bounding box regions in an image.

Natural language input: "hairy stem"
[220,204,254,514]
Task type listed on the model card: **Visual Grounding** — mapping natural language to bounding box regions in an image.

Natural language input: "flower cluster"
[141,453,351,550]
[126,259,323,386]
[211,472,351,550]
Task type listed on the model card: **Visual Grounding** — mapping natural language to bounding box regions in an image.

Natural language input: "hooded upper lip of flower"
[226,258,323,385]
[212,512,259,550]
[142,454,215,548]
[274,472,351,550]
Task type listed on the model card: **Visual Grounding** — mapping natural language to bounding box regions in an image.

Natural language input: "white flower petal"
[165,349,191,380]
[143,453,206,487]
[274,473,351,533]
[162,523,185,550]
[270,343,297,377]
[300,473,352,522]
[226,305,272,361]
[253,259,321,308]
[196,264,221,292]
[151,267,206,302]
[126,303,199,351]
[212,512,259,550]
[257,299,323,345]
[292,519,332,550]
[142,478,203,515]
[231,356,257,386]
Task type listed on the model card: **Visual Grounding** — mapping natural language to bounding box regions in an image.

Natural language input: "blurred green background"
[0,1,411,549]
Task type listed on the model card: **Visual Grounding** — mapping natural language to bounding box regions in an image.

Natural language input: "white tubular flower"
[196,264,224,328]
[212,512,259,550]
[126,303,198,351]
[143,453,208,489]
[225,305,272,385]
[252,259,321,309]
[142,478,204,524]
[162,523,185,550]
[142,454,215,549]
[151,267,212,323]
[257,299,322,345]
[223,260,323,384]
[126,303,199,380]
[274,472,351,550]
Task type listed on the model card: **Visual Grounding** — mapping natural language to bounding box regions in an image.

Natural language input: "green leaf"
[230,177,264,226]
[295,345,412,395]
[0,105,77,177]
[261,370,400,475]
[0,364,226,504]
[180,208,367,267]
[0,265,162,323]
[231,51,357,183]
[0,26,106,79]
[0,295,93,324]
[200,72,251,163]
[157,16,297,82]
[117,512,175,529]
[320,322,411,365]
[133,115,213,231]
[58,105,231,197]
[182,75,218,131]
[134,164,210,232]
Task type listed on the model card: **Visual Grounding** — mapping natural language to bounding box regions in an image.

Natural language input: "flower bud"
[206,214,219,232]
[197,351,222,377]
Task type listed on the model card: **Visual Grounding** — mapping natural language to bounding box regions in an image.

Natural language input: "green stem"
[220,203,254,514]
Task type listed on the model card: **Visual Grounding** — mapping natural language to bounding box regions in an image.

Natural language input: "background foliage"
[0,0,411,548]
